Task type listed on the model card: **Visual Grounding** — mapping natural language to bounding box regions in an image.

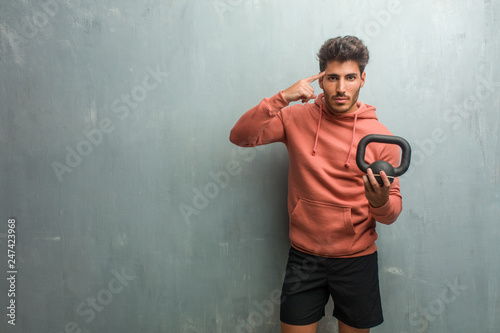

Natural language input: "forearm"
[229,91,288,147]
[371,193,402,225]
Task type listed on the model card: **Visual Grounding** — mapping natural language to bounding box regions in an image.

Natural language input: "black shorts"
[280,247,383,329]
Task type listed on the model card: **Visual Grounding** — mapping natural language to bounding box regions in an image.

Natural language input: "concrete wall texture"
[1,0,499,332]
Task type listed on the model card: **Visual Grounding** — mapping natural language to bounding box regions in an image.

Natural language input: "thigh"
[280,247,330,326]
[327,252,383,329]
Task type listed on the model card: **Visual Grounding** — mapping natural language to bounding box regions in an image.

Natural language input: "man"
[229,36,403,333]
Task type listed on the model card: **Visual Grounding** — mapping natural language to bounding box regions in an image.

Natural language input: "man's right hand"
[282,72,326,103]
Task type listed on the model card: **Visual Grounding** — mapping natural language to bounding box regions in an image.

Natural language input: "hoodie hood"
[311,93,378,168]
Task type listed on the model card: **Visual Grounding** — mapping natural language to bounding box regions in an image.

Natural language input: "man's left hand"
[363,168,391,208]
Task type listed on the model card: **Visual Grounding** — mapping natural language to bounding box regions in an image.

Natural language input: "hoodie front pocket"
[289,198,355,256]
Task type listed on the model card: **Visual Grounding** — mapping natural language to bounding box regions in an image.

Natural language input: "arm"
[229,72,326,147]
[364,169,402,224]
[229,91,289,147]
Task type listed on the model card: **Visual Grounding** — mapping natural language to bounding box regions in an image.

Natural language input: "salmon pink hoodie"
[230,91,402,258]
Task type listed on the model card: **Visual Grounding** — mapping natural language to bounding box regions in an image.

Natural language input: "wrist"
[279,90,292,104]
[280,90,292,103]
[370,199,387,208]
[370,198,391,212]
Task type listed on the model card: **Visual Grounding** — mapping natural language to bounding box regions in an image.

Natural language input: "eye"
[347,76,356,80]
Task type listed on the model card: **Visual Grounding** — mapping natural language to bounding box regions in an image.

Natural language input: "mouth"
[333,97,349,104]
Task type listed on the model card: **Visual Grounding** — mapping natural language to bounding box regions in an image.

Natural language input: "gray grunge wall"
[1,0,499,332]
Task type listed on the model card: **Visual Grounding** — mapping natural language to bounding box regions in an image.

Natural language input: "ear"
[360,71,366,88]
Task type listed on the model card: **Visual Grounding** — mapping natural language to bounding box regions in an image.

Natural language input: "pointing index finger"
[305,71,326,83]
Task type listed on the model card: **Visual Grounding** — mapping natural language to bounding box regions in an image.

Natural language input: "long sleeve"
[369,177,402,225]
[369,143,403,224]
[229,91,289,147]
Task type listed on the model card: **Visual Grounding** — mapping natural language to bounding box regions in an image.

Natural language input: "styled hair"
[317,36,369,73]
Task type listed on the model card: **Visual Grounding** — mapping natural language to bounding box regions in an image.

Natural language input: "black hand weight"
[356,134,411,185]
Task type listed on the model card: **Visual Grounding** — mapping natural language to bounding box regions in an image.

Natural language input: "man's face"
[318,60,366,116]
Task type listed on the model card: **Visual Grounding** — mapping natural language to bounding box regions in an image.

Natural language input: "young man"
[229,36,403,333]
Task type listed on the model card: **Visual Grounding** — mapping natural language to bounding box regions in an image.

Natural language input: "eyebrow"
[326,73,358,77]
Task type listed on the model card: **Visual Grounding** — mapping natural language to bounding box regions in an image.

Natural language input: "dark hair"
[317,36,369,73]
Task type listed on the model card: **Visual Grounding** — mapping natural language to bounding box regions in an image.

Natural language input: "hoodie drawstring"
[311,104,359,165]
[311,95,367,166]
[312,103,323,156]
[344,113,358,168]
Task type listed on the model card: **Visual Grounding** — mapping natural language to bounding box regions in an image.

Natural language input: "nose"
[337,79,346,95]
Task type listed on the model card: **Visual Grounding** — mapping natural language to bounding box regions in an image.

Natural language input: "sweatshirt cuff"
[265,91,289,115]
[370,199,392,217]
